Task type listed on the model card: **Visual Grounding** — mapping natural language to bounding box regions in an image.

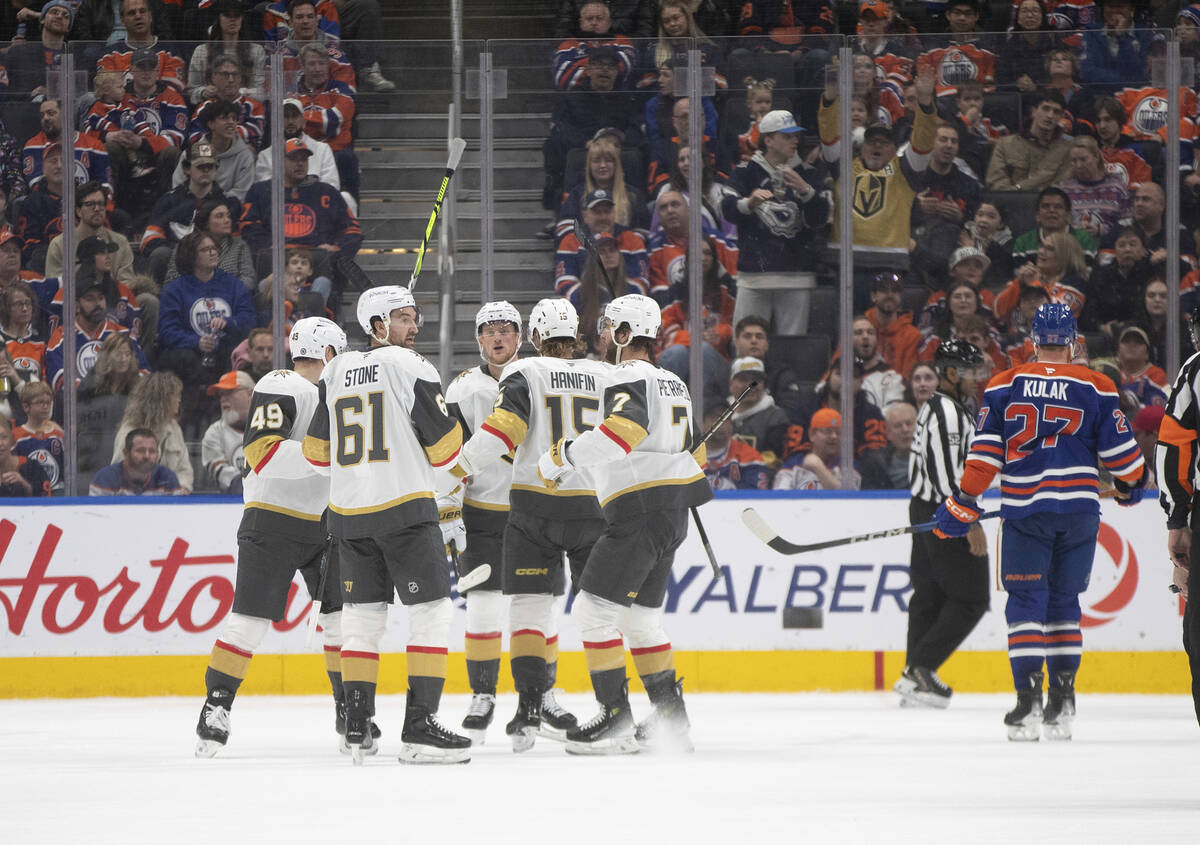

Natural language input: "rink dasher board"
[0,494,1187,696]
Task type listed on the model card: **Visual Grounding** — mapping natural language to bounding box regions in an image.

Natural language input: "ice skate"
[194,688,233,758]
[505,690,542,752]
[537,689,577,742]
[343,689,378,764]
[1004,672,1044,742]
[565,699,639,756]
[399,705,471,764]
[335,699,381,755]
[1043,671,1076,741]
[461,693,496,746]
[636,679,693,753]
[907,666,952,709]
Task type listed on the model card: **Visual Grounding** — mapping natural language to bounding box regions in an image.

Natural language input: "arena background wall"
[0,492,1185,698]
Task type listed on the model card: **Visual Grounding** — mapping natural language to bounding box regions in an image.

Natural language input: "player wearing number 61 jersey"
[456,297,608,752]
[935,303,1146,742]
[302,285,471,765]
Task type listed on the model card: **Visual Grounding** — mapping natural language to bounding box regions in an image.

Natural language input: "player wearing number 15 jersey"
[302,285,471,765]
[457,298,608,752]
[537,294,712,755]
[935,304,1146,742]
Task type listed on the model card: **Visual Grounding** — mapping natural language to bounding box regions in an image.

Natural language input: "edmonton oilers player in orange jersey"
[935,303,1146,741]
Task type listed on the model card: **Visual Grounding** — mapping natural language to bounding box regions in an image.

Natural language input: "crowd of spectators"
[0,0,381,495]
[542,0,1188,491]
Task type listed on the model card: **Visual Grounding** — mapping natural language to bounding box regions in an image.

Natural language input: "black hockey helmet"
[934,338,984,377]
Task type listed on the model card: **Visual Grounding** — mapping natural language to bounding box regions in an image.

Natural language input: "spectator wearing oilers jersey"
[44,277,149,391]
[46,235,144,341]
[935,302,1146,741]
[12,380,64,492]
[5,0,72,98]
[296,42,359,201]
[1113,324,1168,411]
[918,0,998,100]
[995,230,1088,327]
[274,1,358,93]
[0,420,50,497]
[554,189,649,300]
[700,402,771,490]
[263,0,340,45]
[721,109,827,336]
[773,408,861,490]
[0,281,45,389]
[646,188,737,306]
[15,145,61,273]
[172,100,254,202]
[1079,0,1153,94]
[240,138,362,284]
[23,100,112,198]
[157,230,255,389]
[96,47,187,212]
[187,54,265,152]
[1092,95,1156,187]
[554,1,635,91]
[986,90,1074,191]
[96,0,185,93]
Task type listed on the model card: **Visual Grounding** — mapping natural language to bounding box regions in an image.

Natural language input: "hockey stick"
[451,540,492,594]
[740,507,1001,555]
[573,218,619,300]
[408,136,467,292]
[305,535,334,648]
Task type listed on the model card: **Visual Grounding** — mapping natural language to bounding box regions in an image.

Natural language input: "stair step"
[358,113,550,139]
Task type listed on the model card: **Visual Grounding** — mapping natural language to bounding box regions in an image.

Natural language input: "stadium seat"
[727,51,795,95]
[983,189,1041,240]
[767,334,831,382]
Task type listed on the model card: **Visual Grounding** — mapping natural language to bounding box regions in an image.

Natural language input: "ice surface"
[1,692,1197,844]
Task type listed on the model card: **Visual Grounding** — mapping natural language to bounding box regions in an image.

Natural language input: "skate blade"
[1006,723,1041,742]
[636,734,694,754]
[565,734,639,756]
[397,743,471,765]
[536,723,569,742]
[340,737,380,756]
[1043,719,1073,741]
[508,725,537,753]
[911,692,951,709]
[194,739,225,758]
[464,728,487,747]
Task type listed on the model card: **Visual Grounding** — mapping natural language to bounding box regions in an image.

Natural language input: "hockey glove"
[1113,470,1147,508]
[437,486,468,551]
[933,495,981,539]
[537,438,574,490]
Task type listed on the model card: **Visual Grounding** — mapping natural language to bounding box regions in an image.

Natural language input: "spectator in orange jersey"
[0,419,50,497]
[994,230,1088,328]
[658,235,736,400]
[95,0,186,92]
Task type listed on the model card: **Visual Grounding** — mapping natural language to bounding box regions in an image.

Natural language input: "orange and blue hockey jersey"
[22,132,112,194]
[959,362,1144,517]
[11,421,65,492]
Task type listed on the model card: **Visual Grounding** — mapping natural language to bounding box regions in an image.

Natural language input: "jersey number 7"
[1004,402,1083,462]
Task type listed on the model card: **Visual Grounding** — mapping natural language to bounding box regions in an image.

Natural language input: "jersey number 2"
[1004,402,1083,462]
[335,392,388,466]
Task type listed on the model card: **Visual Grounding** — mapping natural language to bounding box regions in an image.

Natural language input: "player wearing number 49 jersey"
[195,318,359,759]
[303,286,471,765]
[537,294,712,755]
[936,303,1146,742]
[457,298,606,752]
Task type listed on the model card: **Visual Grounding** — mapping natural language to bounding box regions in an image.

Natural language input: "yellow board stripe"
[301,434,330,465]
[1,651,1190,697]
[330,490,433,516]
[424,422,464,467]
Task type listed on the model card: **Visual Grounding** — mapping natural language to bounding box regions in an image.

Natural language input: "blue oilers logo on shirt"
[134,105,162,136]
[666,253,687,288]
[77,339,102,378]
[28,448,60,487]
[73,157,89,184]
[284,203,317,239]
[189,297,233,336]
[12,356,40,381]
[1132,97,1167,136]
[938,50,978,87]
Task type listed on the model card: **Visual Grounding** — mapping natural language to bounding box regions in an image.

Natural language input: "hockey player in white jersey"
[302,286,472,765]
[456,297,607,751]
[195,317,357,758]
[537,294,712,754]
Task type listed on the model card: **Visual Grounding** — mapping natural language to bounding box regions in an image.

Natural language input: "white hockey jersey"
[446,364,513,512]
[240,368,328,542]
[303,346,463,539]
[461,355,610,520]
[567,359,711,518]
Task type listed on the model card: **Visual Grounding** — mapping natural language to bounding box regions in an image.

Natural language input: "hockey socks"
[1006,621,1046,692]
[1044,621,1082,679]
[325,646,345,701]
[510,628,548,693]
[464,634,501,695]
[205,640,251,701]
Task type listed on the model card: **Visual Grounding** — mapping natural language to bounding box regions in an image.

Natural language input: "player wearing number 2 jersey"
[457,298,608,752]
[537,294,711,755]
[936,303,1146,742]
[302,285,471,765]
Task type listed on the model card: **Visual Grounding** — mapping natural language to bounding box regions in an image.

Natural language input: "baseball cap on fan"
[285,137,313,158]
[131,47,159,68]
[282,97,303,114]
[730,356,765,378]
[585,188,614,208]
[859,0,890,20]
[206,370,255,396]
[758,110,803,135]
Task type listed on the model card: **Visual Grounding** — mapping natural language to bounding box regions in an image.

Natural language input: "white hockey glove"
[536,438,575,491]
[437,486,467,551]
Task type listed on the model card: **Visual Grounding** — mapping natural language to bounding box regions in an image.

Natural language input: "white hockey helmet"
[603,293,660,340]
[528,297,579,346]
[475,300,522,335]
[356,285,421,339]
[289,316,347,360]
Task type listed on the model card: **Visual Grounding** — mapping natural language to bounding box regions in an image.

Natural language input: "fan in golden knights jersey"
[895,339,990,710]
[936,304,1146,742]
[536,294,712,755]
[301,286,472,765]
[195,317,358,758]
[455,297,609,752]
[443,300,523,745]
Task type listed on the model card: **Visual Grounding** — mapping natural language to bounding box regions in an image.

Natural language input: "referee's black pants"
[905,497,990,671]
[1185,504,1200,725]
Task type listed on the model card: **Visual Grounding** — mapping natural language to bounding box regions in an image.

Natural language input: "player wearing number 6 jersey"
[456,298,607,752]
[935,303,1146,741]
[195,317,355,758]
[302,286,471,765]
[537,294,712,755]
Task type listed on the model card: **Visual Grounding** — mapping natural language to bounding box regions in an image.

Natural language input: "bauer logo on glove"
[536,438,575,490]
[934,495,980,539]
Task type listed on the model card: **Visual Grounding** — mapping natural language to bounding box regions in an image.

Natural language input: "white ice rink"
[1,692,1197,844]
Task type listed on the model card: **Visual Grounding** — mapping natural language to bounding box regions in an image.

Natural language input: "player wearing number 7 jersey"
[302,285,472,765]
[935,303,1147,742]
[456,297,608,752]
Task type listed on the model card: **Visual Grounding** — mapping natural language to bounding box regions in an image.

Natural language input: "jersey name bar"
[548,371,597,391]
[344,364,379,387]
[1022,379,1068,400]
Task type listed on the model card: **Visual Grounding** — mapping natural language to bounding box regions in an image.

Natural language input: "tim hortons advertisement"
[0,496,1180,657]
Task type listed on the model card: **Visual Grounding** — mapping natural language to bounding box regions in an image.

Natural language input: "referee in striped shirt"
[894,340,991,708]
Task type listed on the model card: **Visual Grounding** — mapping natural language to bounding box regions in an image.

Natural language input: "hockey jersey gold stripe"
[601,414,648,451]
[481,408,528,449]
[511,482,597,496]
[244,501,323,521]
[599,472,706,507]
[244,434,284,471]
[330,490,433,516]
[301,434,330,465]
[463,497,511,512]
[424,424,464,467]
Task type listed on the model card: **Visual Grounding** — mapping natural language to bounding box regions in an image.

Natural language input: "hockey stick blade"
[305,599,322,648]
[456,563,491,593]
[741,507,1000,555]
[446,136,467,172]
